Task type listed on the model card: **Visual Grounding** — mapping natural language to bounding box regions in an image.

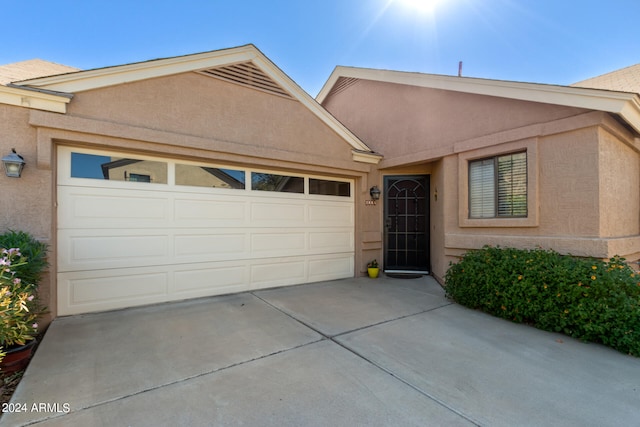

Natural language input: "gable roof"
[317,66,640,135]
[572,63,640,95]
[9,45,379,163]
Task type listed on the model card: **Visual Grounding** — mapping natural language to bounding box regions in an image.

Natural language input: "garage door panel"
[58,270,169,314]
[309,230,354,252]
[70,235,167,261]
[174,233,247,260]
[250,202,306,226]
[309,203,354,226]
[58,186,170,229]
[58,231,170,271]
[250,259,307,289]
[309,254,355,282]
[174,198,247,225]
[172,264,248,297]
[251,232,306,255]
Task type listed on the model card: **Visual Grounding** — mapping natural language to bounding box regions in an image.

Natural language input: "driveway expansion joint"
[248,293,480,424]
[18,338,326,426]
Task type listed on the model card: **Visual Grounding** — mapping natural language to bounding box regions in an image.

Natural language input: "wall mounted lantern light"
[2,149,26,178]
[369,185,381,201]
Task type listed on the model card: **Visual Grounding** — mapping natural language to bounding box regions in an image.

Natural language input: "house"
[1,44,639,320]
[0,45,381,317]
[317,65,640,285]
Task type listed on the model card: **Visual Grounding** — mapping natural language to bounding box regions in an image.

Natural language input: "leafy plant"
[367,259,379,269]
[0,248,41,349]
[0,231,48,292]
[445,246,640,357]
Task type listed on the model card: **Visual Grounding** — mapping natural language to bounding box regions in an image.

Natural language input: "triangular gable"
[317,66,640,135]
[14,45,380,163]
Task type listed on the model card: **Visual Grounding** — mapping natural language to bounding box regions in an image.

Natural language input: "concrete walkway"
[2,276,639,426]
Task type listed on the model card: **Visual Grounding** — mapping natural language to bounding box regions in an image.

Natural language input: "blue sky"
[2,0,639,96]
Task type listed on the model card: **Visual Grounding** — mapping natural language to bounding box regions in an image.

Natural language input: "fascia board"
[316,68,343,103]
[619,96,640,134]
[15,47,259,93]
[0,85,71,113]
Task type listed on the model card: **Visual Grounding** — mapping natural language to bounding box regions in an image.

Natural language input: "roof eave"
[0,84,72,113]
[14,45,260,93]
[619,96,640,135]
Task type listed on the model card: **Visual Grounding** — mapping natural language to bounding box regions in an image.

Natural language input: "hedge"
[444,246,640,357]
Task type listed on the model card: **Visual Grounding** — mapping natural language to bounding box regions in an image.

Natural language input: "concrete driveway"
[2,276,638,426]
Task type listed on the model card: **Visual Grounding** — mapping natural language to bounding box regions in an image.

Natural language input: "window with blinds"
[469,152,527,218]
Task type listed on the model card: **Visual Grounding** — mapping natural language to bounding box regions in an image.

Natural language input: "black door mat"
[385,273,424,279]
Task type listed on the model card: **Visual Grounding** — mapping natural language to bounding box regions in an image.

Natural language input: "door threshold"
[384,270,429,274]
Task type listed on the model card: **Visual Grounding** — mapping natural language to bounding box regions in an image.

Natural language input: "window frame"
[468,151,527,219]
[458,139,538,228]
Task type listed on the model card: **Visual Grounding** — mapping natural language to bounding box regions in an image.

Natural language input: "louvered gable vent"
[198,62,293,98]
[326,77,358,98]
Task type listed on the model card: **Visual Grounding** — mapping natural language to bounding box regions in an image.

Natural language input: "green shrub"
[0,230,48,291]
[445,246,640,357]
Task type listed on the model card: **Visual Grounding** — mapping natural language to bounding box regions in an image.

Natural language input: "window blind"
[469,152,527,218]
[469,158,495,218]
[497,153,527,217]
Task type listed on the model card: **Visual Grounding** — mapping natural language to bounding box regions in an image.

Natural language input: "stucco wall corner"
[35,128,53,170]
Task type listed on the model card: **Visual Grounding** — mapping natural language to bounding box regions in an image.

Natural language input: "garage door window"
[66,150,351,199]
[71,152,167,184]
[176,164,246,189]
[251,172,304,193]
[309,178,351,197]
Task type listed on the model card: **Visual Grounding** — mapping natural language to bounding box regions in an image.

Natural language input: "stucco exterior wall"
[441,122,640,275]
[0,105,50,235]
[66,73,354,163]
[322,79,589,161]
[538,128,600,237]
[598,127,640,238]
[0,104,54,322]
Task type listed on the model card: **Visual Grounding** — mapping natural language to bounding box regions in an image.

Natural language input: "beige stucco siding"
[537,128,600,237]
[598,127,640,237]
[322,79,589,161]
[0,105,50,237]
[66,73,354,163]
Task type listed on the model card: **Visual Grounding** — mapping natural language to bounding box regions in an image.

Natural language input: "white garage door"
[57,146,354,315]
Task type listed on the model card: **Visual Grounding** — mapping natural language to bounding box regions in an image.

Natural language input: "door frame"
[383,175,430,274]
